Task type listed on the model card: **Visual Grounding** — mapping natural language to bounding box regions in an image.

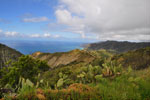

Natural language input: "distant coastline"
[0,40,86,55]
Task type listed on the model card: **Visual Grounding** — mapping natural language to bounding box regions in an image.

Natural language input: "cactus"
[56,72,70,88]
[95,75,103,82]
[76,65,103,83]
[18,77,34,88]
[36,82,40,88]
[77,72,86,83]
[63,74,68,79]
[77,72,86,78]
[58,72,63,78]
[56,78,64,88]
[26,79,34,87]
[128,66,133,74]
[102,61,122,77]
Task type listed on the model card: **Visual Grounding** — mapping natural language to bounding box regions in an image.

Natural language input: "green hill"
[86,40,150,53]
[0,43,23,69]
[112,47,150,69]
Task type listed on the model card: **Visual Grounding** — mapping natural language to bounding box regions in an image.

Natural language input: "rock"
[31,49,97,68]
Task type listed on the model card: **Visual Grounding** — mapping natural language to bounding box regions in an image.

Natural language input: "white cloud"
[0,29,60,39]
[0,29,20,37]
[55,0,150,41]
[97,28,150,41]
[29,33,60,38]
[22,17,49,22]
[53,34,60,38]
[30,34,41,38]
[43,33,51,37]
[5,31,18,37]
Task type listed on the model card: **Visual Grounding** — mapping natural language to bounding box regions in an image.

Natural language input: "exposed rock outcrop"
[31,49,97,68]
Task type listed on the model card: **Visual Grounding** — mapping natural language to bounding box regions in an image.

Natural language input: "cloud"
[30,34,41,38]
[53,34,60,38]
[22,16,49,23]
[55,0,150,41]
[29,33,60,38]
[28,33,60,38]
[0,29,60,39]
[0,29,20,37]
[98,28,150,41]
[5,31,19,37]
[43,33,51,37]
[30,33,51,38]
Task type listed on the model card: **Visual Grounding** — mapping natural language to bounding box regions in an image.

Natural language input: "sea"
[0,40,85,55]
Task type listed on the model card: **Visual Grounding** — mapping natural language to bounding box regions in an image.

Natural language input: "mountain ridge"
[85,40,150,53]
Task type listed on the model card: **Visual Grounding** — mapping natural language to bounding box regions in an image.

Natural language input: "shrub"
[0,55,49,87]
[45,83,100,100]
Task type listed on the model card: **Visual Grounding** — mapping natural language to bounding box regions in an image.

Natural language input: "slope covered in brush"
[86,41,150,53]
[0,46,150,100]
[0,43,23,68]
[112,47,150,69]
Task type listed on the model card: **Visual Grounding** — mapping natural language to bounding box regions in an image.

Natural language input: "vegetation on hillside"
[0,43,22,69]
[0,47,150,100]
[86,40,150,53]
[112,47,150,69]
[0,55,49,87]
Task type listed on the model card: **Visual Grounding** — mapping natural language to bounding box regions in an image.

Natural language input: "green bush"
[0,55,49,87]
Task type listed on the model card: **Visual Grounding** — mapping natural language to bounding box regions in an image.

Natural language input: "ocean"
[0,40,85,55]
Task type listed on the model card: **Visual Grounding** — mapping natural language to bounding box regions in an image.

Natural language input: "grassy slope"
[112,47,150,69]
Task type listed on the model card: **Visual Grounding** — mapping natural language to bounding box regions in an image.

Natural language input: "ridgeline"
[86,40,150,53]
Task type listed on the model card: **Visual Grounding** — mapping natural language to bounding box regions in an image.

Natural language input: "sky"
[0,0,149,42]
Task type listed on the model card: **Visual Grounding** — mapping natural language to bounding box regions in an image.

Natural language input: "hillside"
[31,49,99,68]
[112,47,150,69]
[0,45,150,100]
[86,41,150,53]
[0,43,23,68]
